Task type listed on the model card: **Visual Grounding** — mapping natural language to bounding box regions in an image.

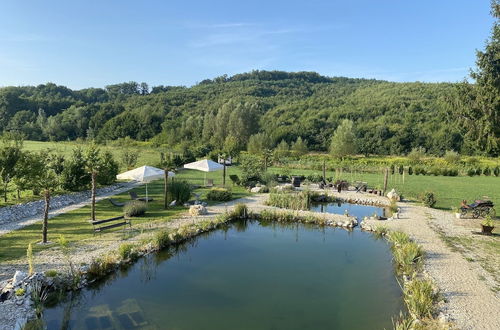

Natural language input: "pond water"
[42,220,403,330]
[310,202,388,220]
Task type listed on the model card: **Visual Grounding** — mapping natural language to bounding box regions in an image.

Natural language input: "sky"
[0,0,494,89]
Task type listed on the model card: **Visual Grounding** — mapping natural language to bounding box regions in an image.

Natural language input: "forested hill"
[0,70,460,155]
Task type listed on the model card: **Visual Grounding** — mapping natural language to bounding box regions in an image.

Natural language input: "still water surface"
[43,219,402,330]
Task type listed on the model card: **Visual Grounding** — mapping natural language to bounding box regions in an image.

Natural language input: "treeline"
[0,70,495,156]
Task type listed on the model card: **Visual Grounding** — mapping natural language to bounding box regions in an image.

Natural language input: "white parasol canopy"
[183,159,224,172]
[117,166,175,202]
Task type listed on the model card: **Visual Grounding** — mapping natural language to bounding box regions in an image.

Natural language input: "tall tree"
[452,1,500,156]
[329,119,357,159]
[84,144,102,221]
[0,133,23,202]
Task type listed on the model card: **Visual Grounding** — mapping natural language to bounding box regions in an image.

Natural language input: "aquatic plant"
[403,278,437,319]
[391,311,414,330]
[31,279,49,318]
[392,241,424,275]
[387,231,410,247]
[373,225,389,238]
[266,191,311,210]
[87,254,116,281]
[231,203,248,218]
[152,230,173,250]
[118,243,138,260]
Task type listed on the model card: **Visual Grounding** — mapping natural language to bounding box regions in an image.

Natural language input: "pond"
[42,220,403,330]
[310,202,388,220]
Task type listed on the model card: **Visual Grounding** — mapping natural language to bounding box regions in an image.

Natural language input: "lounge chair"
[129,191,153,202]
[108,198,125,207]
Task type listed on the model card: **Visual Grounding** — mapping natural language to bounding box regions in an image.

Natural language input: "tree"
[274,139,290,162]
[121,149,138,170]
[247,133,272,154]
[97,151,119,186]
[84,144,102,222]
[329,120,357,159]
[31,152,60,243]
[291,137,308,157]
[452,1,500,156]
[61,147,90,191]
[0,133,23,202]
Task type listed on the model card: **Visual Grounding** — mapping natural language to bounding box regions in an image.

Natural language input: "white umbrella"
[183,159,223,185]
[117,165,175,202]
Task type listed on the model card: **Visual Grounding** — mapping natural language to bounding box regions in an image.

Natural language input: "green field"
[0,170,250,263]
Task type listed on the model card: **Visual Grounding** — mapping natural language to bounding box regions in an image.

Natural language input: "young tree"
[0,134,23,202]
[122,149,138,170]
[329,120,357,159]
[291,137,308,157]
[452,1,500,156]
[61,147,90,191]
[274,139,290,162]
[84,144,102,222]
[31,152,60,244]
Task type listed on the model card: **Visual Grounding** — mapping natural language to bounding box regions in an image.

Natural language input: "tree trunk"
[164,169,168,209]
[223,162,226,186]
[17,189,20,200]
[42,189,50,243]
[91,171,97,221]
[3,182,7,203]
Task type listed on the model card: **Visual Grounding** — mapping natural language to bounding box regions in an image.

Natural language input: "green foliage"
[206,188,232,201]
[97,151,119,185]
[118,243,138,260]
[229,174,240,185]
[44,270,58,277]
[444,150,461,163]
[124,200,147,217]
[61,147,90,191]
[290,137,308,157]
[239,153,264,185]
[421,191,436,208]
[482,215,495,227]
[407,147,426,163]
[231,203,248,218]
[121,149,138,170]
[167,180,191,204]
[392,242,424,275]
[373,226,389,238]
[87,255,116,281]
[329,119,357,158]
[266,191,311,210]
[403,278,436,319]
[15,288,26,296]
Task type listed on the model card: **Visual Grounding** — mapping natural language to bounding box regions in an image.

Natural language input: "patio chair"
[129,191,153,202]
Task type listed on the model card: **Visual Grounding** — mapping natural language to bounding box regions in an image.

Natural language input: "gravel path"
[0,182,139,236]
[363,202,500,330]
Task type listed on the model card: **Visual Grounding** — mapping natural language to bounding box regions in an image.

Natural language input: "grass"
[0,173,251,263]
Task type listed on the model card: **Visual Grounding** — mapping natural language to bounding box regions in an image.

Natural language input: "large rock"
[386,189,400,202]
[12,271,27,287]
[189,205,207,216]
[250,186,262,193]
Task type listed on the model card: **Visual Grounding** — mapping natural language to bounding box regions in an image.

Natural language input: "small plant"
[391,311,414,330]
[389,200,398,213]
[482,215,495,227]
[231,203,248,218]
[87,254,116,281]
[153,229,172,249]
[393,241,424,275]
[44,269,58,277]
[27,243,34,275]
[31,279,49,318]
[118,243,138,260]
[374,226,389,238]
[206,187,232,201]
[124,200,147,217]
[403,278,436,319]
[15,288,26,296]
[387,231,410,247]
[421,191,436,208]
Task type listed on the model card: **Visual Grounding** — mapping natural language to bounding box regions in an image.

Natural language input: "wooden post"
[164,169,169,209]
[383,167,389,196]
[322,160,326,183]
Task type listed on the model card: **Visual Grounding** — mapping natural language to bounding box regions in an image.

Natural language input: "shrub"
[421,192,436,208]
[475,167,482,176]
[124,201,147,217]
[229,174,240,185]
[408,147,426,163]
[206,188,232,201]
[87,255,116,280]
[387,231,410,247]
[168,180,192,204]
[408,166,413,175]
[44,270,58,277]
[373,226,389,238]
[118,243,138,260]
[443,150,460,163]
[393,242,424,275]
[483,167,491,176]
[97,151,119,185]
[494,166,500,177]
[266,191,311,210]
[467,168,476,176]
[306,173,323,183]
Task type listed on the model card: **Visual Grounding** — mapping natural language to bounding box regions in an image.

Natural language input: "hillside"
[0,70,459,155]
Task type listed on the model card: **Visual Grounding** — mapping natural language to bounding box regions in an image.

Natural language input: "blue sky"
[0,0,493,89]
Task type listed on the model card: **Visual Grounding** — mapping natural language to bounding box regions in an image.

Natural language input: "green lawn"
[0,171,250,263]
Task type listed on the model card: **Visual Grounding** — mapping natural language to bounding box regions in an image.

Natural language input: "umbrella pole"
[146,183,148,204]
[204,173,207,186]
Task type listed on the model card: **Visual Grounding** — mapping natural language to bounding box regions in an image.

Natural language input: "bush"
[44,270,58,277]
[483,167,491,176]
[494,166,500,177]
[87,255,116,280]
[306,173,323,183]
[118,243,138,260]
[393,242,424,275]
[168,180,192,204]
[231,203,248,218]
[444,150,460,163]
[421,191,436,208]
[266,191,311,210]
[408,166,413,175]
[403,278,436,319]
[61,147,90,191]
[206,188,232,201]
[153,230,172,249]
[475,167,482,176]
[467,168,476,176]
[124,200,147,217]
[229,174,240,185]
[96,151,119,185]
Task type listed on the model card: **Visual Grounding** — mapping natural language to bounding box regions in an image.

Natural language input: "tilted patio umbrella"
[183,159,223,185]
[117,165,175,202]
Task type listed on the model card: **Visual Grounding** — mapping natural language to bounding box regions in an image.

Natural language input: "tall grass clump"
[266,191,311,210]
[373,225,389,238]
[231,203,248,218]
[118,243,138,260]
[387,231,410,247]
[124,200,147,217]
[393,241,424,275]
[27,243,34,275]
[152,229,172,249]
[403,278,437,319]
[87,254,116,281]
[168,180,192,204]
